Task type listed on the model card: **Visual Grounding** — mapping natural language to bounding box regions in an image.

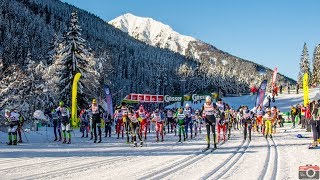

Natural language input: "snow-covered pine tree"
[58,10,99,108]
[298,43,311,86]
[312,44,320,86]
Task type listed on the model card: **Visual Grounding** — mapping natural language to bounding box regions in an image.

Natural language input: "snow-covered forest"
[0,0,295,118]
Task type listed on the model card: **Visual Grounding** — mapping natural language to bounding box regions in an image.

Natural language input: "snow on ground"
[0,88,320,180]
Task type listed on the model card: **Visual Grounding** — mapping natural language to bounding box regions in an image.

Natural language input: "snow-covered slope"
[109,13,196,55]
[0,88,319,179]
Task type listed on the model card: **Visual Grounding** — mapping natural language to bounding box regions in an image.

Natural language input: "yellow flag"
[72,73,81,127]
[303,73,309,107]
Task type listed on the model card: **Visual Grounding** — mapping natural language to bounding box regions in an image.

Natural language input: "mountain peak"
[109,13,196,55]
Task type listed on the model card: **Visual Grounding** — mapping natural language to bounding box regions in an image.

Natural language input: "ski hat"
[205,96,211,103]
[186,103,190,108]
[59,101,64,106]
[92,99,97,104]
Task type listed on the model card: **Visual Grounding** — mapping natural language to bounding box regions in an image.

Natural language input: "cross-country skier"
[175,108,186,142]
[121,102,130,143]
[51,109,62,141]
[184,103,193,139]
[114,107,124,139]
[12,109,24,143]
[242,106,252,141]
[4,109,19,145]
[90,99,104,143]
[128,109,143,147]
[216,110,226,142]
[137,105,148,140]
[56,101,71,144]
[193,110,202,136]
[263,108,273,139]
[152,109,165,142]
[256,105,264,134]
[80,109,90,138]
[166,109,175,134]
[103,112,112,138]
[191,112,197,137]
[202,96,217,150]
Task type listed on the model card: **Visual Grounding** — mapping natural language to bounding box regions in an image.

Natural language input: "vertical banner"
[72,73,81,127]
[255,80,268,107]
[104,85,114,117]
[303,73,309,107]
[272,67,278,88]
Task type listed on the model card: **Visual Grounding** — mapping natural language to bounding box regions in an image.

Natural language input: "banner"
[272,67,278,88]
[104,85,114,117]
[164,95,183,102]
[303,73,309,107]
[255,80,268,107]
[71,73,81,127]
[191,94,211,101]
[125,93,164,103]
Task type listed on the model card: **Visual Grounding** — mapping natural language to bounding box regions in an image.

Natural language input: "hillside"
[110,13,296,92]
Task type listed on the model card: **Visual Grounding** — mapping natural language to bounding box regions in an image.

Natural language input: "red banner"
[124,93,164,103]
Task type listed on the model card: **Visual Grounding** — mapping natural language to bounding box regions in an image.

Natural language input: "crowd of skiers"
[1,96,303,149]
[290,100,320,148]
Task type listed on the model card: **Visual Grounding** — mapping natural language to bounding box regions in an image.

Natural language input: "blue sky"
[61,0,320,80]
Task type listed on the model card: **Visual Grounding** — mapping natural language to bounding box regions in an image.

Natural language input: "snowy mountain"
[109,13,196,56]
[110,13,295,89]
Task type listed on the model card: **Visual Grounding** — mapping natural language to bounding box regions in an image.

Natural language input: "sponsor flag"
[104,85,114,117]
[71,73,81,127]
[255,80,268,107]
[303,73,309,107]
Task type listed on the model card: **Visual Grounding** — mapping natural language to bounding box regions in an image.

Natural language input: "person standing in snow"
[90,99,104,143]
[184,103,193,139]
[152,109,165,142]
[241,106,252,141]
[310,100,319,148]
[103,111,112,138]
[51,109,62,141]
[263,108,274,139]
[174,108,186,143]
[137,105,148,140]
[166,109,175,134]
[80,109,90,138]
[202,96,217,150]
[56,101,71,144]
[4,109,19,145]
[256,105,264,133]
[128,109,143,147]
[120,102,130,143]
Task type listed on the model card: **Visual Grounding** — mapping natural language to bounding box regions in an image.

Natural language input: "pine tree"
[312,44,320,86]
[58,11,99,108]
[298,43,311,85]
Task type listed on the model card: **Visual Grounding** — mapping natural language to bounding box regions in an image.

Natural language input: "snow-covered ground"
[0,89,319,180]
